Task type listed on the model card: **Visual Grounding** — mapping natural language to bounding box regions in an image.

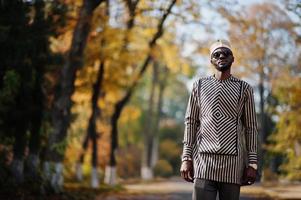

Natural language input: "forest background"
[0,0,300,197]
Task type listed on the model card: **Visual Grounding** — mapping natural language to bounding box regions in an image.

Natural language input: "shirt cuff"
[182,144,193,160]
[249,163,258,170]
[248,152,257,164]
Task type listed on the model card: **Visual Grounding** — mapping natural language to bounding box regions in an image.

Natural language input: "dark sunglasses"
[211,49,233,59]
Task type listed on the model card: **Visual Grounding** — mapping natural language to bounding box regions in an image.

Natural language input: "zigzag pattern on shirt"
[183,75,258,184]
[197,77,242,155]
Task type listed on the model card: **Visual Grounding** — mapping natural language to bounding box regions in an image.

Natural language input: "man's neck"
[214,70,231,80]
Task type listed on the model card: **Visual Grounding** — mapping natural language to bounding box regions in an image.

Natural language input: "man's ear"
[210,58,214,65]
[232,56,235,63]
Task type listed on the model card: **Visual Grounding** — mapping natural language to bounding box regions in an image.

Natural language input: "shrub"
[154,159,173,178]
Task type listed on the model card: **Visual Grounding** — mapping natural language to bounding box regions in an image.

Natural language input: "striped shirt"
[182,74,258,184]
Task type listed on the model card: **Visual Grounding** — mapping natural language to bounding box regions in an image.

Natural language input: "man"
[180,39,258,200]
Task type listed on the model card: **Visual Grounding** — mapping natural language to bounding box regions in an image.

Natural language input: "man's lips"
[218,61,227,65]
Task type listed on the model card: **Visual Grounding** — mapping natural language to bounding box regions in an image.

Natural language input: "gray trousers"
[193,179,240,200]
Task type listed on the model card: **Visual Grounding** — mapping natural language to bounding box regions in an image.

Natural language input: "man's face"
[210,47,234,72]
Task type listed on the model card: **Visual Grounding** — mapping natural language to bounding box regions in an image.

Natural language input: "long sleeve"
[182,81,200,159]
[242,85,258,164]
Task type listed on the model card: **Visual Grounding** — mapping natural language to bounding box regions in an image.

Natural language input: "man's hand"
[242,166,257,186]
[180,160,194,182]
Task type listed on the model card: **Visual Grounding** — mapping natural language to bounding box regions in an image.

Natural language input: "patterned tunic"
[182,74,258,184]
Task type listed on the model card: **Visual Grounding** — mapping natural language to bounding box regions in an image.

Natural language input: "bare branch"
[111,0,177,151]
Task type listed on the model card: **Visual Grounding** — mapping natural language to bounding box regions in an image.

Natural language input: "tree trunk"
[258,64,265,181]
[151,65,167,168]
[105,0,177,185]
[89,60,105,187]
[10,159,24,184]
[26,67,44,181]
[123,0,140,49]
[76,60,104,184]
[142,62,168,179]
[26,96,43,181]
[76,128,88,181]
[104,107,120,185]
[141,61,157,180]
[77,0,109,184]
[76,0,109,185]
[294,140,301,157]
[11,121,27,184]
[44,0,104,191]
[91,129,99,188]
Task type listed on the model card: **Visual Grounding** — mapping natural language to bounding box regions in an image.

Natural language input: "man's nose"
[219,53,226,58]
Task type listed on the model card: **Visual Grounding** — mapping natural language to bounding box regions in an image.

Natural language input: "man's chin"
[215,65,231,72]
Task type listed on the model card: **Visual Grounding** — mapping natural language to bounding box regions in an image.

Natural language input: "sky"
[178,0,299,91]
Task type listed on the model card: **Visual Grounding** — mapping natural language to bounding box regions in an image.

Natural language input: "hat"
[210,39,232,56]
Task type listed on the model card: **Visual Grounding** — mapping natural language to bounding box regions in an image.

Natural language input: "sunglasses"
[211,49,233,59]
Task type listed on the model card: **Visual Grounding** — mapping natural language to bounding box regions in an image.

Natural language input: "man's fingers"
[181,170,193,182]
[180,169,187,178]
[188,170,194,182]
[181,170,186,179]
[180,161,193,183]
[183,172,189,181]
[244,166,257,185]
[184,176,190,182]
[184,173,193,182]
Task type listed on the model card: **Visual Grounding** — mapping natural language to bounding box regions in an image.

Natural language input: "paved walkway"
[100,193,269,200]
[242,183,301,200]
[116,178,301,200]
[102,178,301,200]
[120,179,267,200]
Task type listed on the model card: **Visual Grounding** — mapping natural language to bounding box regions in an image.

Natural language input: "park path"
[98,177,276,200]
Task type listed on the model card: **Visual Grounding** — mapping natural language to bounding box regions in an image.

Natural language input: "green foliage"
[0,0,32,141]
[160,139,181,161]
[154,159,173,178]
[0,70,21,138]
[162,79,189,123]
[159,139,181,175]
[0,70,20,102]
[117,145,142,178]
[0,0,66,155]
[50,139,69,156]
[269,75,301,180]
[159,123,184,142]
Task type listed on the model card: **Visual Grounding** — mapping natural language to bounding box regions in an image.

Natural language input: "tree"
[0,0,32,184]
[270,74,301,180]
[141,61,169,179]
[44,0,105,192]
[104,0,177,185]
[268,0,301,180]
[0,0,66,187]
[74,0,109,188]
